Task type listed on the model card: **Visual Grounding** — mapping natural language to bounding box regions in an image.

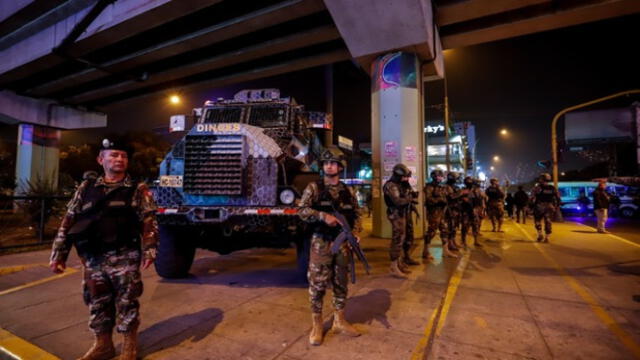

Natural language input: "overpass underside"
[0,0,637,109]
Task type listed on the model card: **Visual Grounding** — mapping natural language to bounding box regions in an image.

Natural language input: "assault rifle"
[330,211,371,284]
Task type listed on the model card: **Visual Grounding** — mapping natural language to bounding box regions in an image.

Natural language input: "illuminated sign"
[195,123,241,132]
[424,124,445,135]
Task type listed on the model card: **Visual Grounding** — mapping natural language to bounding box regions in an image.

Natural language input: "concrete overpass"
[0,0,638,235]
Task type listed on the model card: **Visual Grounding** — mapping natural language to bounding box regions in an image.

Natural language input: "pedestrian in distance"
[531,173,561,242]
[505,193,515,219]
[424,170,457,258]
[383,163,420,279]
[592,180,611,233]
[298,146,362,346]
[514,186,529,224]
[485,178,505,232]
[49,138,159,360]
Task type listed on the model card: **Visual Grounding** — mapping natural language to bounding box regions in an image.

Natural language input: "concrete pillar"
[15,123,61,192]
[371,52,424,238]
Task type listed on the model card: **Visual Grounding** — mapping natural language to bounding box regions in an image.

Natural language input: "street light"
[490,166,495,171]
[169,95,181,104]
[500,128,508,136]
[493,155,500,162]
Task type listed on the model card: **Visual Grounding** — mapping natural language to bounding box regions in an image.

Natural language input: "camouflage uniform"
[460,185,484,245]
[383,180,415,261]
[424,181,449,250]
[531,183,560,240]
[444,182,462,249]
[485,185,505,231]
[299,180,361,314]
[50,175,158,334]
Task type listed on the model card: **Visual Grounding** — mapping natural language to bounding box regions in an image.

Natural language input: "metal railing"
[0,195,71,250]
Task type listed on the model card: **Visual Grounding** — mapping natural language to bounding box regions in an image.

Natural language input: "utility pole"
[444,78,451,172]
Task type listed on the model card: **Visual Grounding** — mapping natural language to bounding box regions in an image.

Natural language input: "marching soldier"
[49,138,158,360]
[460,176,485,248]
[485,178,505,232]
[424,170,457,259]
[531,173,561,242]
[444,172,463,252]
[383,164,420,279]
[299,146,361,346]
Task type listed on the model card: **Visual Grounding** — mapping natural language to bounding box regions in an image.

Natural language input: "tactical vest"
[486,186,502,201]
[536,184,557,204]
[69,179,141,257]
[383,180,401,209]
[311,180,356,237]
[424,183,447,209]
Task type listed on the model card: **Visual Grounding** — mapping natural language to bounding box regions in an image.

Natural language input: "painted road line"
[514,222,640,358]
[410,250,471,360]
[0,264,47,276]
[0,268,78,297]
[0,327,60,360]
[571,221,640,249]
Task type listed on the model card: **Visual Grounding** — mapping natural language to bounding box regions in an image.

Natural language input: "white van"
[558,181,639,218]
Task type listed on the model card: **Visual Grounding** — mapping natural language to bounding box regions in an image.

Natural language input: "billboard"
[565,108,634,145]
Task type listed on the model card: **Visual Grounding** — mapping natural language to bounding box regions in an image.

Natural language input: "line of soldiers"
[383,167,563,278]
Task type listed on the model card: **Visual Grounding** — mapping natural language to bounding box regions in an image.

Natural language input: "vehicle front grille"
[183,135,244,195]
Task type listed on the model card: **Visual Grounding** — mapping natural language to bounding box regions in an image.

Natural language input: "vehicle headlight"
[279,189,296,205]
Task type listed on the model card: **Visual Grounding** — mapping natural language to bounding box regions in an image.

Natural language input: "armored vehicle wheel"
[155,224,196,278]
[296,236,310,281]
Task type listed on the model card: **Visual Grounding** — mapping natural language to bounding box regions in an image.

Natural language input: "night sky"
[57,13,640,182]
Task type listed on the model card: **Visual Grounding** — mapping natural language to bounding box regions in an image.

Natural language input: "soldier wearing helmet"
[423,169,457,259]
[459,176,485,248]
[443,172,463,252]
[383,163,419,278]
[485,178,506,232]
[298,146,361,345]
[530,173,560,242]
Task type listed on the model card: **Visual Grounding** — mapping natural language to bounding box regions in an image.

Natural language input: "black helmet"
[447,172,458,183]
[539,173,551,182]
[100,137,134,156]
[464,176,474,186]
[393,163,411,177]
[490,178,499,185]
[430,169,444,180]
[320,146,346,168]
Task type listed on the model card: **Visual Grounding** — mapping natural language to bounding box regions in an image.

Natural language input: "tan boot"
[332,310,360,337]
[422,246,434,261]
[397,259,412,274]
[442,242,458,258]
[78,332,115,360]
[390,260,408,279]
[309,313,324,346]
[119,325,138,360]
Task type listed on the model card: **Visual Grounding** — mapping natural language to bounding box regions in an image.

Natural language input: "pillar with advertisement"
[371,52,424,238]
[15,124,61,192]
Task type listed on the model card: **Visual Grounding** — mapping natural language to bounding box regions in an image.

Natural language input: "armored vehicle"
[153,89,333,278]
